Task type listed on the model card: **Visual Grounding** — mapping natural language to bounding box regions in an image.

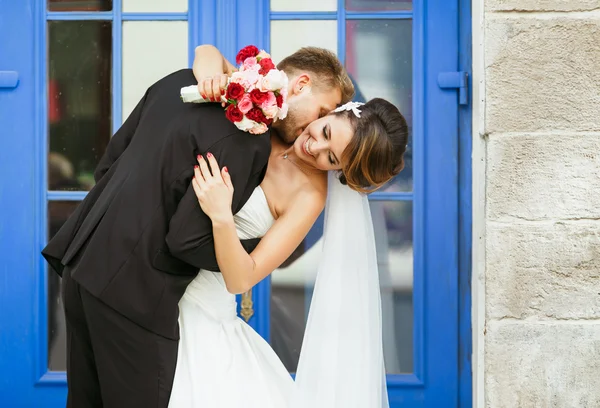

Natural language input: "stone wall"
[480,1,600,406]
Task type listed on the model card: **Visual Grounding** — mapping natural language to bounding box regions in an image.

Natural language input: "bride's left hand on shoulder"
[192,153,235,225]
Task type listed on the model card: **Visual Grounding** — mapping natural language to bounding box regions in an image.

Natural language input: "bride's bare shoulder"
[266,170,327,218]
[296,173,327,210]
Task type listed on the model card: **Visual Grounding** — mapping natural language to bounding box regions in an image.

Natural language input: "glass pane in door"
[122,0,187,13]
[47,200,81,371]
[122,21,188,120]
[48,20,112,192]
[346,19,412,192]
[48,0,113,11]
[270,201,414,373]
[271,0,336,12]
[345,0,412,11]
[269,20,337,63]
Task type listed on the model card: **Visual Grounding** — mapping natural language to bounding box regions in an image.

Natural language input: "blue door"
[0,0,471,406]
[243,0,472,406]
[0,0,196,405]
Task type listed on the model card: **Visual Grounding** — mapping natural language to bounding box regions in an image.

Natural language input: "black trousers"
[61,268,178,408]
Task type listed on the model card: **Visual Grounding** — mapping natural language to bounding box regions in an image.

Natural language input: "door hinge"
[0,71,19,89]
[437,71,469,105]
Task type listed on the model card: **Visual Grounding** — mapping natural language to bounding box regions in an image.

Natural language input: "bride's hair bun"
[335,98,408,193]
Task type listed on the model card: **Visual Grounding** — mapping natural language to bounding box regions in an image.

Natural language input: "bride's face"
[291,114,353,171]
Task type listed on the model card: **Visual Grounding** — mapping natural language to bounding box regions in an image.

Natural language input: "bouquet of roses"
[180,45,289,135]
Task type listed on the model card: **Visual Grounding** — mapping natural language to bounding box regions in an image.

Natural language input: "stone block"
[485,18,600,132]
[487,0,600,12]
[487,134,600,220]
[486,222,600,320]
[486,321,600,408]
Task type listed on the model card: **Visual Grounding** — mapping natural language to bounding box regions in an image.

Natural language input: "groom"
[42,46,353,408]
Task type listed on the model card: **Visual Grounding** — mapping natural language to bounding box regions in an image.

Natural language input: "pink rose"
[237,94,253,114]
[249,123,268,134]
[260,91,276,109]
[241,57,258,71]
[231,69,260,90]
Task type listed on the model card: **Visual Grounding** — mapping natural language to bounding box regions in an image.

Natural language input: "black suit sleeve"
[94,88,150,182]
[166,132,263,272]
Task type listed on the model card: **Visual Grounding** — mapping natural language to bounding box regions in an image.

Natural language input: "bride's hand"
[193,45,237,105]
[192,153,234,225]
[197,74,228,104]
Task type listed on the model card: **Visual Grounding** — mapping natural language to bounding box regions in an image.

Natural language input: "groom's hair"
[277,47,354,104]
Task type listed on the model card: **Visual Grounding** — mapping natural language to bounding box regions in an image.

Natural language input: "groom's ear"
[291,73,311,96]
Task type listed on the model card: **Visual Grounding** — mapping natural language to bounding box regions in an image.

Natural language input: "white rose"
[229,72,244,84]
[262,70,288,91]
[257,50,271,60]
[277,103,289,120]
[262,105,279,119]
[235,116,259,132]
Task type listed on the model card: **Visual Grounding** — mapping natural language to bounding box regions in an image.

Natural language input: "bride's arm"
[215,191,323,294]
[192,44,236,78]
[192,45,236,101]
[193,155,324,294]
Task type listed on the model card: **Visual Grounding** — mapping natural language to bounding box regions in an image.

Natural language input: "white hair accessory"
[333,101,365,118]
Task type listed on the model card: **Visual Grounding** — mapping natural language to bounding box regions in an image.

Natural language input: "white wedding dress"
[169,173,389,407]
[168,186,294,407]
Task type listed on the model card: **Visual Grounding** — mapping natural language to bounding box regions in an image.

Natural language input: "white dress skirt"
[168,187,294,407]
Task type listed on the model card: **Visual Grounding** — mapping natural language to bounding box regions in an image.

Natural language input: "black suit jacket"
[42,69,271,339]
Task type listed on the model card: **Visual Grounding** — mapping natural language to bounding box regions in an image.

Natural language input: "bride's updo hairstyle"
[335,98,408,193]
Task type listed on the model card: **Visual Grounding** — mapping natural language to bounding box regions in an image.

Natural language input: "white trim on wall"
[472,0,487,406]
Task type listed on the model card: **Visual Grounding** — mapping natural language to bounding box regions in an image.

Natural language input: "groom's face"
[272,74,342,144]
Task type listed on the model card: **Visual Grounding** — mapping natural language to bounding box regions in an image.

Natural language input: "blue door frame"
[0,0,472,406]
[458,0,474,406]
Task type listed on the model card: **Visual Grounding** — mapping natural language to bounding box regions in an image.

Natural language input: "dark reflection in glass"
[270,200,414,374]
[346,19,412,191]
[48,200,81,371]
[48,20,112,191]
[346,0,411,11]
[48,0,113,12]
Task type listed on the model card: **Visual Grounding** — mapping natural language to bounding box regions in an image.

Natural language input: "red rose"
[235,45,260,65]
[225,83,245,101]
[258,58,276,75]
[246,107,268,124]
[225,105,244,123]
[275,94,284,108]
[250,89,268,105]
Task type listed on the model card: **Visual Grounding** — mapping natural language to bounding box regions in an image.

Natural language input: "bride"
[167,47,409,407]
